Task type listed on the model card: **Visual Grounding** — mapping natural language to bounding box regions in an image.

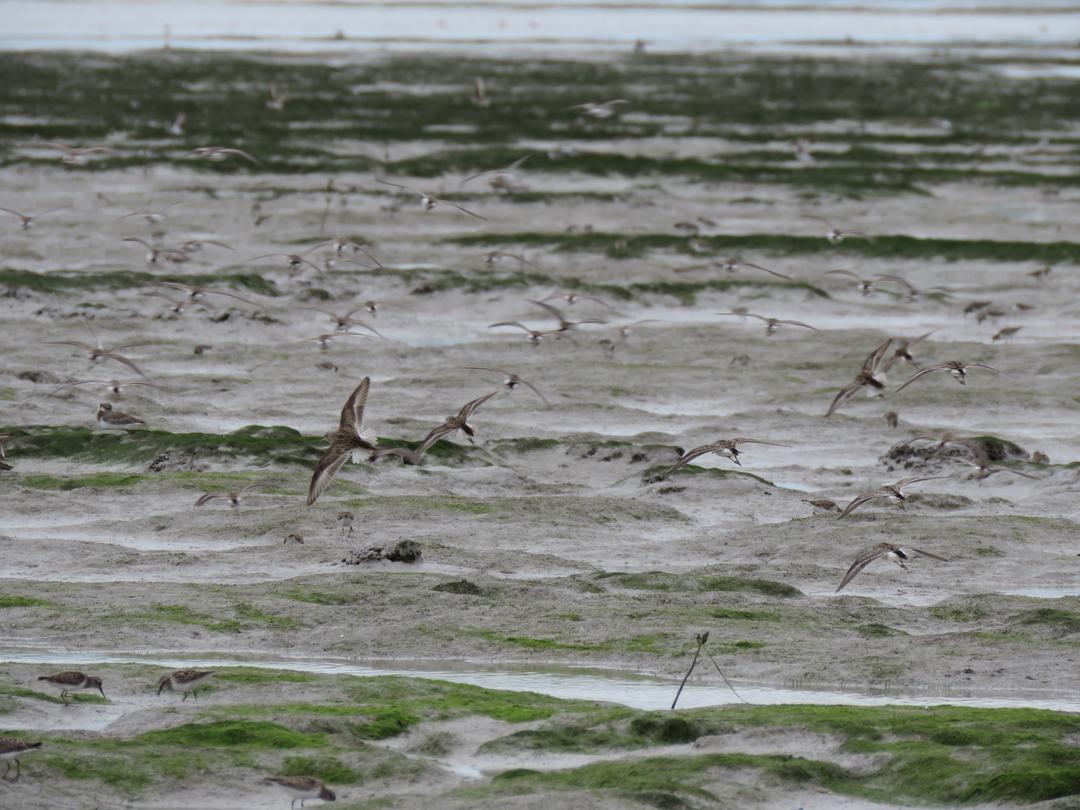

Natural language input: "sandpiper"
[157,669,216,701]
[462,154,531,191]
[802,214,867,244]
[192,146,260,164]
[143,291,215,316]
[371,446,425,465]
[487,321,557,346]
[265,775,336,807]
[873,274,950,302]
[35,141,116,165]
[37,672,105,705]
[122,236,189,266]
[47,323,149,377]
[471,77,491,108]
[52,378,158,398]
[802,498,841,513]
[266,82,287,111]
[716,311,819,336]
[120,202,182,225]
[301,307,383,337]
[160,281,259,309]
[540,291,622,313]
[881,332,932,372]
[658,438,789,478]
[0,433,14,460]
[247,252,323,274]
[308,377,376,505]
[465,367,550,405]
[824,338,892,418]
[0,738,42,782]
[415,391,499,456]
[895,361,1012,392]
[337,511,355,538]
[0,205,67,230]
[838,475,948,519]
[836,543,949,592]
[377,179,487,219]
[195,480,271,508]
[992,326,1021,342]
[530,299,605,333]
[284,533,305,545]
[481,250,540,269]
[305,332,374,352]
[569,99,629,118]
[96,402,144,428]
[826,269,879,296]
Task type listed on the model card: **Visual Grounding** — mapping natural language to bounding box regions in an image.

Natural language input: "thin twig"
[706,652,749,704]
[671,632,708,710]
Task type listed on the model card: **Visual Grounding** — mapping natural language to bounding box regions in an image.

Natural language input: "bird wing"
[968,363,1013,378]
[415,424,455,457]
[530,299,568,326]
[826,269,860,280]
[895,475,948,489]
[742,262,793,281]
[835,545,891,592]
[338,376,371,436]
[458,389,499,420]
[46,340,97,352]
[863,338,894,375]
[100,352,147,378]
[0,207,26,219]
[659,443,718,477]
[825,380,863,418]
[518,378,551,406]
[894,365,949,392]
[802,213,833,227]
[223,148,259,164]
[489,321,531,333]
[908,547,950,563]
[376,178,420,195]
[837,490,887,519]
[777,319,820,331]
[197,288,260,308]
[122,237,153,248]
[194,493,227,506]
[438,198,488,220]
[307,444,352,506]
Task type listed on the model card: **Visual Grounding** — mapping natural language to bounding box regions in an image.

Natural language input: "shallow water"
[4,648,1078,713]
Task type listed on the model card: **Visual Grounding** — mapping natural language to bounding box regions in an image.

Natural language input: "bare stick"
[671,632,709,710]
[706,651,748,704]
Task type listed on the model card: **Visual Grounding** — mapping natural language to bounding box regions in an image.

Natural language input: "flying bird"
[377,179,487,220]
[307,377,376,505]
[895,361,1012,392]
[658,438,788,478]
[838,475,948,519]
[825,338,892,417]
[415,391,499,456]
[836,543,949,592]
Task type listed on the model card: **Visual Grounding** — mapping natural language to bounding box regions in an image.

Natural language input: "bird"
[284,533,305,545]
[802,214,867,243]
[487,321,557,346]
[824,338,893,418]
[895,361,1012,392]
[195,481,271,508]
[415,391,499,456]
[143,291,215,316]
[540,291,622,313]
[157,669,216,701]
[246,252,323,274]
[993,326,1022,342]
[569,99,629,118]
[308,377,376,506]
[716,311,819,336]
[33,142,115,164]
[301,307,383,337]
[376,179,486,219]
[264,775,337,808]
[266,82,287,111]
[480,250,540,269]
[50,378,158,398]
[530,299,605,333]
[837,475,948,519]
[305,332,374,351]
[470,77,491,107]
[873,274,950,302]
[835,543,949,592]
[192,146,259,164]
[122,236,190,266]
[802,498,841,513]
[826,269,880,296]
[881,332,933,372]
[462,154,531,191]
[36,672,105,705]
[120,202,182,225]
[370,446,425,466]
[47,323,149,377]
[337,511,354,538]
[0,205,67,230]
[677,258,793,281]
[0,433,12,460]
[0,738,42,782]
[159,282,260,309]
[465,367,550,405]
[167,112,187,136]
[96,402,145,428]
[658,438,788,478]
[173,238,235,254]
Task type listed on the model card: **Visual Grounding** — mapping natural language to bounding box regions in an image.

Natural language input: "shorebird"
[838,475,948,519]
[96,402,144,428]
[160,281,260,309]
[658,438,788,478]
[192,146,259,164]
[993,326,1022,342]
[52,378,158,398]
[284,533,305,545]
[371,446,425,465]
[0,433,12,460]
[157,669,215,701]
[313,238,383,269]
[885,411,899,428]
[614,319,660,342]
[416,391,499,456]
[471,77,491,107]
[716,311,819,336]
[873,274,950,302]
[462,154,531,191]
[802,214,867,244]
[36,672,105,705]
[569,99,629,118]
[337,511,354,538]
[465,367,550,405]
[0,205,67,230]
[530,299,605,333]
[802,498,841,513]
[143,291,215,315]
[963,300,993,316]
[46,324,150,377]
[264,775,336,808]
[246,252,323,274]
[305,332,374,352]
[301,307,383,337]
[266,82,287,111]
[882,332,932,372]
[836,543,949,592]
[540,291,622,313]
[677,258,793,281]
[120,202,182,225]
[308,377,376,505]
[825,338,893,417]
[167,112,186,136]
[895,361,1012,392]
[122,237,189,266]
[481,250,540,269]
[376,179,486,219]
[195,481,272,508]
[1029,265,1052,282]
[487,321,557,346]
[34,142,115,165]
[826,269,880,296]
[0,738,42,782]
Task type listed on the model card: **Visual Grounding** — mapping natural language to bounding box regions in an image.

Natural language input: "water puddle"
[3,648,1077,713]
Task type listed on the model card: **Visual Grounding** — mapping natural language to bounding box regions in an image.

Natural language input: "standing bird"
[895,361,1012,392]
[265,775,337,808]
[837,475,948,519]
[0,738,42,782]
[835,543,949,592]
[337,511,355,538]
[415,391,499,456]
[658,438,788,478]
[307,377,376,506]
[36,672,105,705]
[96,402,145,428]
[157,669,216,701]
[824,338,892,417]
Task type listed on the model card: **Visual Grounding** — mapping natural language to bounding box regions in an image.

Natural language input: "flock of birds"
[0,81,1059,801]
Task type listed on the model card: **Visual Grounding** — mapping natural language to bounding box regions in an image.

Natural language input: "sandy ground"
[0,49,1078,809]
